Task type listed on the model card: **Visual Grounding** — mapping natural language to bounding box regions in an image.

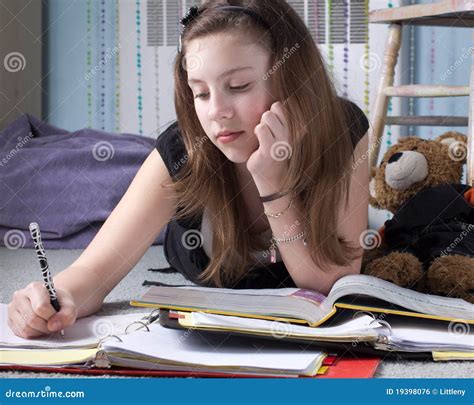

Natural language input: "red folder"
[0,356,380,378]
[317,357,380,378]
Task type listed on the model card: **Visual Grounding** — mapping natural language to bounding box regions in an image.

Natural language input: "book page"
[183,312,380,339]
[0,348,98,366]
[381,320,474,350]
[174,286,301,296]
[0,304,149,349]
[327,275,474,320]
[133,285,327,325]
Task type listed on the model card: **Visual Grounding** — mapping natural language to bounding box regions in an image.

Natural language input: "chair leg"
[369,23,402,170]
[467,30,474,186]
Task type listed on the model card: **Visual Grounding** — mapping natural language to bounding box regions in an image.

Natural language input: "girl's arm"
[261,133,369,295]
[8,149,177,338]
[55,148,177,317]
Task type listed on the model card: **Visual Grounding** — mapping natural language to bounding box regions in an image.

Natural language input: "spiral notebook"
[0,304,333,377]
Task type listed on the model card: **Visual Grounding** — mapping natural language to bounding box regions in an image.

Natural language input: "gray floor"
[1,246,473,378]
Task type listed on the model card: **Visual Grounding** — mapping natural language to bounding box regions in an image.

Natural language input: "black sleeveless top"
[155,98,369,289]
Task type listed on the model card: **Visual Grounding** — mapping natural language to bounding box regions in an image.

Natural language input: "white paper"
[383,323,474,351]
[101,323,325,373]
[0,304,149,349]
[187,312,380,338]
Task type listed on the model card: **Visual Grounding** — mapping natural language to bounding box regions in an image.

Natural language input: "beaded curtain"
[44,0,394,138]
[44,0,471,145]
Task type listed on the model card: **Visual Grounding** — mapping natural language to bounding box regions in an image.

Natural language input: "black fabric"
[340,98,369,149]
[155,99,369,288]
[384,184,474,268]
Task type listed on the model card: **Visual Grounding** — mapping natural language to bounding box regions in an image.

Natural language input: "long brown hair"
[167,0,361,287]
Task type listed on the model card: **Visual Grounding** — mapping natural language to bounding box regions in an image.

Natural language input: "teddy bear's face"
[370,132,467,213]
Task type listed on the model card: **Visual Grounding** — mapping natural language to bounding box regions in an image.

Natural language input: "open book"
[0,304,332,377]
[131,275,474,326]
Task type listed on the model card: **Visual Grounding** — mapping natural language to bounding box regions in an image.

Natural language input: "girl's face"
[185,33,275,163]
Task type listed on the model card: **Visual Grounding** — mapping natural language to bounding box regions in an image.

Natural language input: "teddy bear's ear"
[435,131,467,146]
[393,136,421,146]
[435,131,468,163]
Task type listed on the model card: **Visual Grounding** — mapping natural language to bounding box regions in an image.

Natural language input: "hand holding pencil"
[6,224,78,339]
[29,222,65,337]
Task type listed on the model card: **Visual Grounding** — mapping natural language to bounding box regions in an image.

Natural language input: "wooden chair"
[368,0,474,184]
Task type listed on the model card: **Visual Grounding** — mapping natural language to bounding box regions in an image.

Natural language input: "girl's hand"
[246,101,292,194]
[7,282,78,339]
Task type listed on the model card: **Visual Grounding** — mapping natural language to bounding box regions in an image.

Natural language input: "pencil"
[29,222,65,338]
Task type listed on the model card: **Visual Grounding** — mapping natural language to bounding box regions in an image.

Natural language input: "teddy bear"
[362,131,474,304]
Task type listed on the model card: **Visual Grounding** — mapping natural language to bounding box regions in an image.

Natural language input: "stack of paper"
[0,304,330,377]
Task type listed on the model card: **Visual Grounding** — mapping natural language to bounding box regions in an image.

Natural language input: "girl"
[8,0,369,338]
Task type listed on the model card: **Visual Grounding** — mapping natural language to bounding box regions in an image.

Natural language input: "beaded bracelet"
[269,227,307,263]
[264,196,294,218]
